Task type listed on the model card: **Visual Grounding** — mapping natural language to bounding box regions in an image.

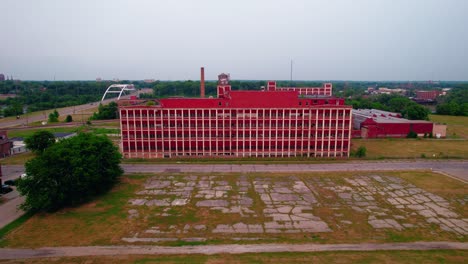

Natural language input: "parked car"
[1,184,13,194]
[4,179,16,186]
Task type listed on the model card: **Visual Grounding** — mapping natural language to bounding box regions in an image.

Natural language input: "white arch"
[101,84,136,101]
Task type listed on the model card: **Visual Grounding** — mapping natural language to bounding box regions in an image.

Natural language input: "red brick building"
[0,131,12,158]
[119,75,352,159]
[353,109,434,138]
[415,90,442,101]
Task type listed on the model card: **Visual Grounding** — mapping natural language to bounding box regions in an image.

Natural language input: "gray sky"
[1,0,467,81]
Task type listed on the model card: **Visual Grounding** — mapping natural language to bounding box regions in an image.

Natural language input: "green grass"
[1,175,144,247]
[0,211,34,246]
[0,152,35,165]
[6,126,80,138]
[430,114,468,139]
[351,138,468,159]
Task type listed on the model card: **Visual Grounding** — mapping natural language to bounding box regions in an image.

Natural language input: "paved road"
[123,160,468,182]
[0,94,133,129]
[0,242,467,259]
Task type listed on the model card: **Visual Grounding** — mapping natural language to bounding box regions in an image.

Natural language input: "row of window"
[122,113,351,118]
[122,123,350,129]
[123,133,350,138]
[123,145,349,151]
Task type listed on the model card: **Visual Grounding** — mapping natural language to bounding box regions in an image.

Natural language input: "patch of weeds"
[308,234,325,242]
[385,231,417,242]
[167,240,208,247]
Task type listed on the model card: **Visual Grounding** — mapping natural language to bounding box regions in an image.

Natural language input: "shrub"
[354,146,367,158]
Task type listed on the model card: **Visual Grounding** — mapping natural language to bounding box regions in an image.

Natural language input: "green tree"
[403,104,429,120]
[24,130,55,153]
[90,102,119,120]
[65,115,73,122]
[17,133,123,212]
[48,109,59,122]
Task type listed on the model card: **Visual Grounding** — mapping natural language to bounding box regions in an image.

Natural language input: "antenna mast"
[290,59,293,87]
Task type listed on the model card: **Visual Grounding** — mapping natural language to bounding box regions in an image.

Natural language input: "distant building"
[352,109,436,138]
[371,87,406,95]
[415,90,443,101]
[0,74,5,81]
[96,77,102,82]
[0,131,12,158]
[144,79,156,83]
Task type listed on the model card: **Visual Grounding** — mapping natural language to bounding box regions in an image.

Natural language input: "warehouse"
[119,73,352,159]
[352,109,434,138]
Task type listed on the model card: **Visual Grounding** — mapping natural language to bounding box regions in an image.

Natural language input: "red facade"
[270,81,333,96]
[415,90,442,101]
[353,109,433,138]
[119,78,352,159]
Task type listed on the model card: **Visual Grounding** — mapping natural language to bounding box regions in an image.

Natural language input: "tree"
[48,109,59,122]
[17,133,123,212]
[403,104,429,120]
[90,102,119,120]
[65,115,73,122]
[24,130,55,153]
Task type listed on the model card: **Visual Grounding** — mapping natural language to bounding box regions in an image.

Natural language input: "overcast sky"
[1,0,467,81]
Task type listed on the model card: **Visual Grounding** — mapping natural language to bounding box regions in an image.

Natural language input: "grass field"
[6,126,80,138]
[0,250,466,264]
[430,114,468,139]
[1,171,466,248]
[351,138,468,159]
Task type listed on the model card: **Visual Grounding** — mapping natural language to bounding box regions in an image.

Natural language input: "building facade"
[275,82,333,96]
[119,76,352,159]
[352,109,434,138]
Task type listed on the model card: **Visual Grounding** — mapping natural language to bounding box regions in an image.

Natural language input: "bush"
[65,115,73,122]
[406,130,418,138]
[353,146,367,158]
[17,133,123,212]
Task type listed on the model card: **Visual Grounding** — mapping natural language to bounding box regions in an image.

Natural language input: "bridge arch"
[101,84,136,101]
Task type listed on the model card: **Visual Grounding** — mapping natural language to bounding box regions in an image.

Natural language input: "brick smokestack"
[200,67,205,98]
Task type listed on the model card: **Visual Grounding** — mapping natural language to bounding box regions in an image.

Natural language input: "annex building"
[352,109,443,138]
[119,73,352,159]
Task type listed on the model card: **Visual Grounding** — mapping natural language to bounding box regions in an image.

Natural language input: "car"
[1,184,13,194]
[4,179,16,186]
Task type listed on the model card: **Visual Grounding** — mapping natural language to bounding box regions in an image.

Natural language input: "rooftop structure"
[274,82,333,96]
[119,72,352,159]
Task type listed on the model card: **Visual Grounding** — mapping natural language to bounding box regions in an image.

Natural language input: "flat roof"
[353,109,432,124]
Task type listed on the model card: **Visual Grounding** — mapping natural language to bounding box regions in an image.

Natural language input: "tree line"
[435,85,468,116]
[1,79,465,118]
[346,94,430,120]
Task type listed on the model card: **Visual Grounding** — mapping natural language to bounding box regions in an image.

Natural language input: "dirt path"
[0,242,467,259]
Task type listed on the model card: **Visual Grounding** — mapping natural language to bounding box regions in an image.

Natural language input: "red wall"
[361,119,433,138]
